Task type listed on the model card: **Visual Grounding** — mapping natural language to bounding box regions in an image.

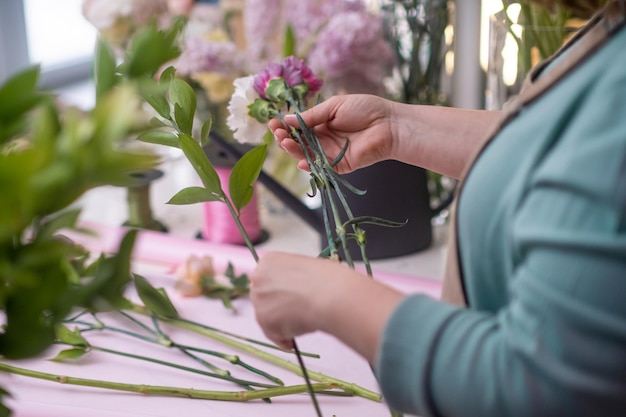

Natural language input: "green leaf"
[0,387,11,417]
[330,138,350,168]
[160,66,176,84]
[0,65,40,117]
[61,230,137,313]
[134,274,179,319]
[0,65,42,143]
[282,24,296,58]
[149,117,169,128]
[200,118,212,147]
[169,78,196,135]
[225,262,249,290]
[38,209,82,240]
[51,348,88,362]
[136,130,180,148]
[138,79,171,119]
[94,37,118,102]
[229,144,267,212]
[178,134,224,197]
[167,186,223,205]
[55,325,89,347]
[124,23,182,78]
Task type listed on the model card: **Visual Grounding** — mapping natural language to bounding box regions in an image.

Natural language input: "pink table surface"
[1,223,441,417]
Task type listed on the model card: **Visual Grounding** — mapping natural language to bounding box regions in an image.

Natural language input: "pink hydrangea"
[175,38,247,76]
[283,0,365,48]
[243,0,284,63]
[308,10,395,94]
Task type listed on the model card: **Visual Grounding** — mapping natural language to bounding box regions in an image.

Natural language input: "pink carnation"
[253,62,284,98]
[253,57,323,100]
[282,56,322,95]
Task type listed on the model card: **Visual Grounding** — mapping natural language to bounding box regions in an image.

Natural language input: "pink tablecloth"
[0,223,442,417]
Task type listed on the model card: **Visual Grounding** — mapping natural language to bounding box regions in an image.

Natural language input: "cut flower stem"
[129,304,382,402]
[0,361,333,402]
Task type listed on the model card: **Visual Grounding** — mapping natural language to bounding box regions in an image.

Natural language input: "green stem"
[219,193,322,414]
[76,313,285,386]
[174,317,320,358]
[223,198,259,262]
[128,307,381,402]
[89,346,277,389]
[0,361,333,401]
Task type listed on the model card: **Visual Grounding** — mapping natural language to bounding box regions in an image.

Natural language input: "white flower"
[82,0,133,30]
[226,76,268,145]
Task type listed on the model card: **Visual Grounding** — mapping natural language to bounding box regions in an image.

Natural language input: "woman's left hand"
[249,252,404,362]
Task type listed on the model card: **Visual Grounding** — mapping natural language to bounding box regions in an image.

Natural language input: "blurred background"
[0,0,586,268]
[0,0,512,110]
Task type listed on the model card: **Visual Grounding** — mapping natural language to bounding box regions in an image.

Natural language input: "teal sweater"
[376,20,626,417]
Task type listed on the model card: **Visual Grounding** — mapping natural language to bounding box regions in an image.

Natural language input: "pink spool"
[201,166,262,245]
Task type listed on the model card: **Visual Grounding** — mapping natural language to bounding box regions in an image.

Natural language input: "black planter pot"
[323,160,434,260]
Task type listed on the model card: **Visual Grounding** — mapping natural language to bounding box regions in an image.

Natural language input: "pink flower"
[308,10,395,95]
[283,56,322,92]
[252,62,284,98]
[243,0,283,63]
[253,57,323,100]
[175,37,245,76]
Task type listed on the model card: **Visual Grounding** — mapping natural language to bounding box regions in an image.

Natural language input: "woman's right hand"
[268,94,396,174]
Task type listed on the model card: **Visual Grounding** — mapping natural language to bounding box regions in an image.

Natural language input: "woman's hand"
[270,93,502,179]
[268,94,395,174]
[249,252,404,363]
[249,252,341,349]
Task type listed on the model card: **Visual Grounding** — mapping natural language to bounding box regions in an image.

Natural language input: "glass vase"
[485,8,583,110]
[379,0,453,105]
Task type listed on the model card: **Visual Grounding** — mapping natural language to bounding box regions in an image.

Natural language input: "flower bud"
[265,78,289,103]
[291,83,310,102]
[248,98,276,123]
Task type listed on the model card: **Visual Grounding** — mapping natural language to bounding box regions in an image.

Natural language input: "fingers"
[268,118,311,171]
[249,252,316,348]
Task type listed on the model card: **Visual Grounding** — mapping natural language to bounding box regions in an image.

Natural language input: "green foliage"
[282,24,296,58]
[178,134,225,196]
[0,388,10,417]
[169,78,197,135]
[94,38,118,102]
[0,66,43,144]
[134,274,179,319]
[167,186,223,205]
[55,325,89,348]
[121,17,186,79]
[229,144,268,213]
[0,56,160,363]
[200,262,250,312]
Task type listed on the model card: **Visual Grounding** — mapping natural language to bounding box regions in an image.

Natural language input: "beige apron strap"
[439,2,626,306]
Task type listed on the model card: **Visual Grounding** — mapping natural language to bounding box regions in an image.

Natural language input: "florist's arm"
[249,252,404,363]
[269,94,499,179]
[252,117,626,417]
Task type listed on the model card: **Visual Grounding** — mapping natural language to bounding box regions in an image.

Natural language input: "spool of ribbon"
[201,166,262,245]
